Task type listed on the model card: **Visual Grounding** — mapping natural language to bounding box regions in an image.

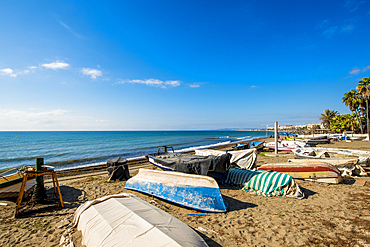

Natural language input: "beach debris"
[197,226,218,235]
[56,218,71,229]
[59,228,74,247]
[197,226,224,241]
[188,213,209,217]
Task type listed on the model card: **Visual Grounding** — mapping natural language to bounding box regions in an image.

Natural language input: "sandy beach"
[1,138,370,246]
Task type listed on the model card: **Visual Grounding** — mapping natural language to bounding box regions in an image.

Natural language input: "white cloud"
[189,83,200,88]
[250,85,258,88]
[349,66,370,75]
[81,68,103,79]
[0,68,17,77]
[29,66,37,69]
[42,61,70,70]
[119,79,181,88]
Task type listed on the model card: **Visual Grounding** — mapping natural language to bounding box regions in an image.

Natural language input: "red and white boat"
[257,162,342,184]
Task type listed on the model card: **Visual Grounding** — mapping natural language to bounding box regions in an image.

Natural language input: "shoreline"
[1,138,370,246]
[53,136,268,178]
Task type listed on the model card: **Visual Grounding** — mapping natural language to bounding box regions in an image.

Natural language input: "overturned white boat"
[73,193,209,247]
[195,148,257,169]
[292,147,370,166]
[265,140,305,152]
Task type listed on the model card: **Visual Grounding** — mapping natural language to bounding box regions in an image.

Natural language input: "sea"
[0,130,273,172]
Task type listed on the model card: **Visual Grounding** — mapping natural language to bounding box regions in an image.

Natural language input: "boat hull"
[124,168,228,213]
[265,141,301,151]
[73,193,209,247]
[0,173,35,199]
[147,152,230,182]
[257,163,342,183]
[292,147,370,166]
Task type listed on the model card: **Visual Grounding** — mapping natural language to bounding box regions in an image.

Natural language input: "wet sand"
[1,138,370,246]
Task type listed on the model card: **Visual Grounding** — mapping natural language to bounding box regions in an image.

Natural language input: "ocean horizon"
[0,130,273,172]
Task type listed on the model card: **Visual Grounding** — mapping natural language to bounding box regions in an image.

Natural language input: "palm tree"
[342,89,363,133]
[320,109,339,129]
[356,77,370,140]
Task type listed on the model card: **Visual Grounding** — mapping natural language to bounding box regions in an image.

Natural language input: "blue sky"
[1,0,370,130]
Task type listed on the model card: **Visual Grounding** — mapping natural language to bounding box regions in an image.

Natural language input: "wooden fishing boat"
[265,141,304,152]
[231,141,265,151]
[257,162,342,183]
[73,193,209,247]
[195,148,257,169]
[124,168,228,213]
[0,171,35,199]
[292,147,370,166]
[288,158,367,177]
[146,146,230,182]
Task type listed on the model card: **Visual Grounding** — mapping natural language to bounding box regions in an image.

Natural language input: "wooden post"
[35,158,44,185]
[274,122,278,155]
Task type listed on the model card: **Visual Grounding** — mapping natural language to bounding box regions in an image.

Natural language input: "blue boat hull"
[124,169,228,213]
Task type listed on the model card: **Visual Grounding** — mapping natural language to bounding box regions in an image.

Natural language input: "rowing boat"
[265,141,305,152]
[124,168,228,213]
[288,158,367,176]
[292,147,370,166]
[73,193,209,247]
[195,148,257,169]
[231,141,265,151]
[257,162,342,183]
[0,171,35,199]
[146,147,230,182]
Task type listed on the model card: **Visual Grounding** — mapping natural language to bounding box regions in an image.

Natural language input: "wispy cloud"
[349,66,370,75]
[250,85,258,88]
[42,61,70,70]
[317,19,330,29]
[322,26,338,37]
[189,83,200,88]
[118,79,181,88]
[81,68,103,79]
[60,21,85,39]
[344,0,366,12]
[340,24,355,33]
[0,109,69,125]
[0,68,32,77]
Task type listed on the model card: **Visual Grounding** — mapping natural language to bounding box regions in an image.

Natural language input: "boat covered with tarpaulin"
[147,147,230,182]
[195,148,257,169]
